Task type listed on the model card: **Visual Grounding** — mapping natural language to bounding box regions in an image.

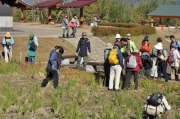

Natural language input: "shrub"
[91,24,156,37]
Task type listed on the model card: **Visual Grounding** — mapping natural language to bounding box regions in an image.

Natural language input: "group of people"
[1,32,39,64]
[62,14,79,38]
[104,33,180,91]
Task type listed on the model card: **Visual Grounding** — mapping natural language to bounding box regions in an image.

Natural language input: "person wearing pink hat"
[2,32,14,63]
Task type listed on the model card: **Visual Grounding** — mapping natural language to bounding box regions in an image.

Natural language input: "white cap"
[115,34,121,39]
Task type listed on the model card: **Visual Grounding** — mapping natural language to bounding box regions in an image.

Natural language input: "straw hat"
[5,32,11,37]
[105,43,113,49]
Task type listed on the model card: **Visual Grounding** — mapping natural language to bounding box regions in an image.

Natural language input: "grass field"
[0,35,179,118]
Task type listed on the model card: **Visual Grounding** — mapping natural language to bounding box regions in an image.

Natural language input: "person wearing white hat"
[170,42,180,81]
[114,34,121,47]
[2,32,14,63]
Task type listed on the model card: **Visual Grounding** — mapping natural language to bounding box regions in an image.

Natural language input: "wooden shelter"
[34,0,63,24]
[147,5,180,26]
[61,0,97,27]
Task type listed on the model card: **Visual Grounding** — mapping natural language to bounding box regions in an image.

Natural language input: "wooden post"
[80,7,83,28]
[159,18,162,25]
[20,8,24,22]
[48,7,52,24]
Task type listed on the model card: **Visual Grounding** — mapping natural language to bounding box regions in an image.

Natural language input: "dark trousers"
[71,27,76,37]
[140,67,151,79]
[104,62,110,87]
[123,71,139,90]
[157,62,168,81]
[41,70,59,88]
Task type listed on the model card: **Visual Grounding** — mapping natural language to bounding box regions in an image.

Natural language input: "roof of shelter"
[147,5,180,18]
[0,0,33,8]
[61,0,97,8]
[34,0,63,8]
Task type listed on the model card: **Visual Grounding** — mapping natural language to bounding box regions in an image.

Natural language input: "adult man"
[121,33,136,57]
[114,34,121,46]
[62,14,69,38]
[27,33,39,64]
[76,32,91,70]
[2,32,14,63]
[169,35,180,51]
[152,38,168,82]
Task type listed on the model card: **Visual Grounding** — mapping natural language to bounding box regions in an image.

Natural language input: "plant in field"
[163,84,175,96]
[115,93,123,106]
[77,86,85,105]
[87,75,95,86]
[30,94,42,113]
[143,80,154,93]
[50,94,59,113]
[135,102,143,119]
[22,102,29,115]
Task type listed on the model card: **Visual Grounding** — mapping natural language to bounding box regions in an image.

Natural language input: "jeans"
[109,65,122,90]
[157,62,168,81]
[41,70,59,88]
[123,71,139,90]
[71,27,76,37]
[76,56,88,70]
[28,56,35,64]
[4,46,12,63]
[140,67,151,79]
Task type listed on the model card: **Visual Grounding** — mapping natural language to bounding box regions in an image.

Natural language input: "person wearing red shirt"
[139,36,153,79]
[123,49,143,91]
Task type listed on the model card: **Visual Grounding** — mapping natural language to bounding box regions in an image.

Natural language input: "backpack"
[108,49,119,65]
[30,41,37,51]
[147,92,163,106]
[126,54,137,68]
[167,51,173,63]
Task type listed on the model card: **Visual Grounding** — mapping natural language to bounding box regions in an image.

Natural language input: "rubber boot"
[63,34,65,38]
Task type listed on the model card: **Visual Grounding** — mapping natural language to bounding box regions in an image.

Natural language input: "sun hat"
[133,49,139,53]
[82,32,87,36]
[172,42,178,48]
[105,43,113,49]
[115,34,121,39]
[127,33,131,37]
[29,33,34,38]
[5,32,11,37]
[154,43,163,50]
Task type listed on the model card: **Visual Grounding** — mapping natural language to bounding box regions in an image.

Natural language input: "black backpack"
[147,92,163,106]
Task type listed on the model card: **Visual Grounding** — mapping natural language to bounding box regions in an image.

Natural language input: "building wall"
[0,4,13,32]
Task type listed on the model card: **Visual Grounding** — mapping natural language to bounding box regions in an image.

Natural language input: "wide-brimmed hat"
[5,32,11,37]
[172,42,178,48]
[154,43,163,50]
[105,43,113,49]
[127,33,131,37]
[115,34,121,39]
[82,32,87,36]
[133,49,139,53]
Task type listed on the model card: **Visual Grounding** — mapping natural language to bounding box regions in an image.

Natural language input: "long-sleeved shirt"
[2,36,14,49]
[76,38,91,56]
[171,48,180,67]
[48,50,59,70]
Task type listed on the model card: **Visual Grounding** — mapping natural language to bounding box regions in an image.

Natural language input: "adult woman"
[41,46,64,89]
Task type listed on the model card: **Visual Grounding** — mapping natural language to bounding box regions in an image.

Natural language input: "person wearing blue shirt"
[41,46,64,89]
[2,32,14,63]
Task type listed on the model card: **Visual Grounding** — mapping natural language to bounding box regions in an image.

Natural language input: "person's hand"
[88,53,90,56]
[52,65,54,69]
[76,53,78,56]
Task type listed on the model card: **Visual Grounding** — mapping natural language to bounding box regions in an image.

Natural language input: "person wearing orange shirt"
[139,36,153,79]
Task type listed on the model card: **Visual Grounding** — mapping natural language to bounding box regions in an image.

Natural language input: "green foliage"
[0,61,21,74]
[91,25,156,37]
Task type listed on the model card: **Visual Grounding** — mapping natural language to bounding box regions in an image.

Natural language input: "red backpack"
[167,51,173,63]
